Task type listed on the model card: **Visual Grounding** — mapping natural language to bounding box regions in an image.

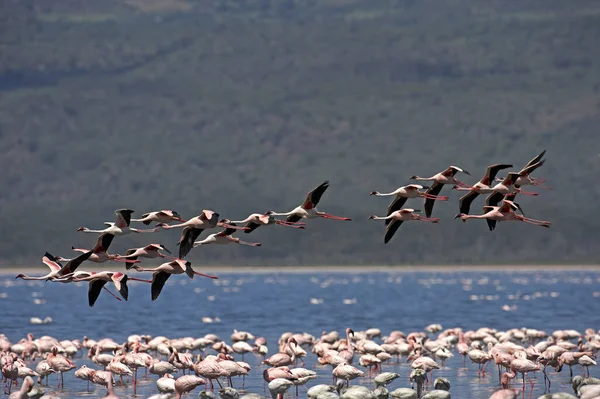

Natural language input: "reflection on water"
[1,270,599,398]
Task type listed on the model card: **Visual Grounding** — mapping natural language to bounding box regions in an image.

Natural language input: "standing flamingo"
[263,337,298,368]
[193,223,262,248]
[270,180,351,223]
[230,211,306,233]
[78,209,157,235]
[455,200,551,229]
[409,166,472,217]
[369,209,439,244]
[133,259,218,301]
[116,243,178,269]
[72,271,151,307]
[46,347,76,389]
[131,210,186,225]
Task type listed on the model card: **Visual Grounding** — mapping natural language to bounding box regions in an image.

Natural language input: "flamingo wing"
[424,183,444,218]
[115,209,134,228]
[458,191,480,215]
[59,250,93,276]
[523,150,546,170]
[487,219,497,231]
[125,256,138,270]
[93,233,115,253]
[42,253,62,272]
[178,227,203,259]
[152,272,172,301]
[286,214,303,223]
[486,191,504,208]
[520,159,545,175]
[219,222,238,236]
[384,220,403,244]
[111,273,128,300]
[483,164,513,185]
[244,221,261,234]
[88,279,108,307]
[302,180,330,209]
[386,196,408,226]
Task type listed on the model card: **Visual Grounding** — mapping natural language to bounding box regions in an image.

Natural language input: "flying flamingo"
[78,209,157,235]
[483,172,539,210]
[270,180,351,223]
[193,223,262,248]
[450,163,513,215]
[50,271,123,303]
[496,150,549,188]
[132,259,218,301]
[60,233,138,265]
[230,211,306,233]
[157,210,246,259]
[72,271,151,307]
[369,209,439,244]
[131,210,186,225]
[370,184,448,226]
[409,166,472,217]
[15,250,93,281]
[115,244,178,270]
[455,199,551,230]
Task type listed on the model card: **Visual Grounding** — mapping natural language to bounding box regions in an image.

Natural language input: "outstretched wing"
[178,227,203,259]
[93,233,114,253]
[424,183,444,218]
[523,150,546,170]
[458,191,480,215]
[487,219,497,231]
[244,221,261,234]
[59,250,93,276]
[520,160,545,175]
[42,253,62,272]
[88,279,108,307]
[302,180,330,210]
[486,191,504,208]
[483,164,513,185]
[384,220,403,244]
[125,256,138,270]
[386,197,408,226]
[115,209,134,228]
[151,272,172,301]
[286,214,303,223]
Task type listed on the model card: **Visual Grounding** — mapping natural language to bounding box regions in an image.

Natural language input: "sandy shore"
[1,264,599,275]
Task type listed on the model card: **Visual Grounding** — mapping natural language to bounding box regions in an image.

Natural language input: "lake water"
[2,269,599,398]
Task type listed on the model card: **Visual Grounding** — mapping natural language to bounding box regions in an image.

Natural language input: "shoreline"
[1,264,599,275]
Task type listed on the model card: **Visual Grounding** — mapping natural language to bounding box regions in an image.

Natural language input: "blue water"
[2,269,599,398]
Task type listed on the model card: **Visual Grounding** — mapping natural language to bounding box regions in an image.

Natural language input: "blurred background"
[1,0,599,266]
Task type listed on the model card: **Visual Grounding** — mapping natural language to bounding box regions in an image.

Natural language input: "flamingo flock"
[1,325,598,399]
[14,150,552,306]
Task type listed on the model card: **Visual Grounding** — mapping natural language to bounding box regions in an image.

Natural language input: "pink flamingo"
[46,347,75,388]
[495,150,550,188]
[270,180,351,223]
[15,250,93,281]
[230,211,306,233]
[78,209,158,235]
[369,209,439,244]
[133,259,217,301]
[193,223,262,248]
[263,337,298,368]
[502,357,541,391]
[131,209,186,225]
[409,166,472,217]
[115,243,178,269]
[64,233,138,265]
[455,199,551,230]
[451,163,513,214]
[72,271,151,307]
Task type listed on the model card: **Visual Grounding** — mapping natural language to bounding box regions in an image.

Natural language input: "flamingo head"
[15,274,25,279]
[77,227,86,232]
[369,191,378,196]
[368,215,376,220]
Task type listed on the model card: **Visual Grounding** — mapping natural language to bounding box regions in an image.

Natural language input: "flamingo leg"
[102,287,123,301]
[193,271,219,279]
[275,221,306,229]
[454,179,474,189]
[238,240,261,247]
[318,213,351,221]
[422,194,449,200]
[516,190,539,196]
[220,223,247,231]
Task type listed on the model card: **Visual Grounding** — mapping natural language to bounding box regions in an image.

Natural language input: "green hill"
[1,0,599,266]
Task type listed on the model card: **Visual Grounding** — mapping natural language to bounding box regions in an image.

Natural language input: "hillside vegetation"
[1,0,599,266]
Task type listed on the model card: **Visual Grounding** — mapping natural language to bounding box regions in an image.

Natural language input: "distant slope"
[1,0,599,265]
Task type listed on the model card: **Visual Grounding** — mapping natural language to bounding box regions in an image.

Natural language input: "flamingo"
[131,210,186,225]
[369,209,439,244]
[8,376,33,399]
[46,346,75,388]
[268,378,294,399]
[132,259,218,301]
[451,163,513,214]
[72,271,151,307]
[370,184,449,215]
[15,250,92,281]
[78,209,158,235]
[115,243,178,270]
[484,172,539,210]
[63,233,137,265]
[50,271,124,303]
[193,223,262,248]
[503,357,541,391]
[338,328,355,364]
[157,210,246,258]
[455,199,551,229]
[174,375,206,399]
[496,150,549,188]
[263,337,297,367]
[230,211,306,233]
[270,180,351,223]
[332,363,364,387]
[409,166,472,217]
